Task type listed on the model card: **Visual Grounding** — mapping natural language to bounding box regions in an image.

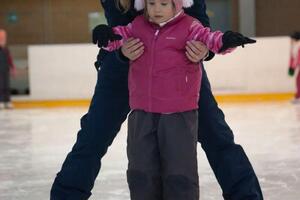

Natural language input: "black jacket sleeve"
[184,0,210,27]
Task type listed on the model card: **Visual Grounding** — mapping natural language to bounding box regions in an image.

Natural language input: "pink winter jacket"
[105,12,232,113]
[290,42,300,70]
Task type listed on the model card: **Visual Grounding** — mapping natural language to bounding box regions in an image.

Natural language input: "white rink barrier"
[26,37,295,101]
[205,36,294,94]
[28,44,98,100]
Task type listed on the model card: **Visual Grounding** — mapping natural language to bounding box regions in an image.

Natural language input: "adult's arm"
[99,0,138,27]
[184,0,210,27]
[184,0,215,61]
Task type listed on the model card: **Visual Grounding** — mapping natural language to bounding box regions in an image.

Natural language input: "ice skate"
[0,103,5,110]
[291,98,300,104]
[4,102,14,109]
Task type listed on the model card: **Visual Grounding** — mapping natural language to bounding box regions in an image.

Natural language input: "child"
[0,29,15,109]
[289,31,300,103]
[93,0,255,199]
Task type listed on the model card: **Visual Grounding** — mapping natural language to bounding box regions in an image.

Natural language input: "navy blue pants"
[0,69,10,103]
[50,51,263,200]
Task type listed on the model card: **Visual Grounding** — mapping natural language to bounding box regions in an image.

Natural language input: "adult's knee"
[80,114,88,129]
[76,113,118,157]
[198,123,235,152]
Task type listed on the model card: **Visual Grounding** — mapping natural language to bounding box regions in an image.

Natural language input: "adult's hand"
[185,40,209,63]
[121,38,144,61]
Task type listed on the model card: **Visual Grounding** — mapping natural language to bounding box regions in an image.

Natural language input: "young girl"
[93,0,255,199]
[0,29,15,109]
[289,31,300,103]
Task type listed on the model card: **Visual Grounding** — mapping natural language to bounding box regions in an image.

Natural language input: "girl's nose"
[154,5,161,12]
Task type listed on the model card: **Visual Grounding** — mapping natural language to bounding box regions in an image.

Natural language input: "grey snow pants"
[127,109,199,200]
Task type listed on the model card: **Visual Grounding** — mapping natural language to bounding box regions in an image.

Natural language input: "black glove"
[219,31,256,53]
[92,24,122,48]
[204,51,215,61]
[288,67,295,76]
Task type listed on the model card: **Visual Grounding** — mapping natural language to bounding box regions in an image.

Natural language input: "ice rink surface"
[0,102,300,200]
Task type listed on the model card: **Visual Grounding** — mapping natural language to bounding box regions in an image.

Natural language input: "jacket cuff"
[204,51,215,61]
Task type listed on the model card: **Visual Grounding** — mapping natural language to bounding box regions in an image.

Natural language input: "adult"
[0,29,15,109]
[289,31,300,103]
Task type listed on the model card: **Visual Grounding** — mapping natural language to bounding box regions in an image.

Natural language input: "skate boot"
[4,102,14,109]
[0,103,5,110]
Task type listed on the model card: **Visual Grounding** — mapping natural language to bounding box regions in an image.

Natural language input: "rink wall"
[27,44,98,100]
[204,36,294,94]
[23,36,294,102]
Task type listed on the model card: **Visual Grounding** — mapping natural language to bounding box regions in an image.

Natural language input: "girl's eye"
[161,3,168,6]
[148,2,155,5]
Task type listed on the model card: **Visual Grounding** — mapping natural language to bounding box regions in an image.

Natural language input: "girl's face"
[146,0,175,24]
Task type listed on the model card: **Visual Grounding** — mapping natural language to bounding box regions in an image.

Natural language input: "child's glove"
[288,67,295,77]
[92,24,122,48]
[219,31,256,53]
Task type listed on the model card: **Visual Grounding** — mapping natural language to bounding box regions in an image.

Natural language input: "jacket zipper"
[149,29,160,111]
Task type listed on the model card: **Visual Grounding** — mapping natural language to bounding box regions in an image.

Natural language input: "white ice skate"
[291,98,300,104]
[0,103,5,110]
[4,102,14,109]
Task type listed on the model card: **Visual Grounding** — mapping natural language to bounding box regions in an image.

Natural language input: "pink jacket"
[105,13,231,113]
[290,42,300,70]
[0,47,15,70]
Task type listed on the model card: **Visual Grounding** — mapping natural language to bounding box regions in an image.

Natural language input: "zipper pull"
[155,30,159,36]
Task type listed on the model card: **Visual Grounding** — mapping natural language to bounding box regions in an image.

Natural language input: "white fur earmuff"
[134,0,145,11]
[134,0,194,11]
[182,0,194,8]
